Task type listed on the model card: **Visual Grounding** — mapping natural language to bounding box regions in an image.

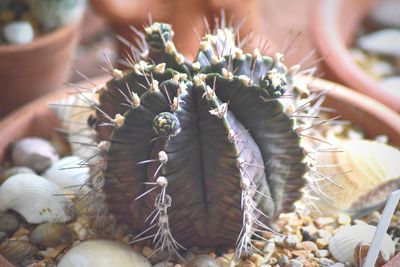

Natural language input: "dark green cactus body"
[94,22,306,250]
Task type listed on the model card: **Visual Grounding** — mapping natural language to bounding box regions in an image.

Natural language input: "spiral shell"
[43,156,90,195]
[328,224,395,265]
[30,222,74,248]
[0,240,37,265]
[314,140,400,215]
[0,174,72,223]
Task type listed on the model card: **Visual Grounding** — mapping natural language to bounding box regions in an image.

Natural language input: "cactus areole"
[91,22,309,256]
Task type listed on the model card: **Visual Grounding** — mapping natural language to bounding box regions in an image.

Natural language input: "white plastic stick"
[363,189,400,267]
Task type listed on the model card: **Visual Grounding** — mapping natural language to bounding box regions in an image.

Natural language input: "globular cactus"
[28,0,86,31]
[68,19,327,260]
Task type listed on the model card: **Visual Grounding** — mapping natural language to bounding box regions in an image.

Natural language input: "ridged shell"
[314,140,400,215]
[30,222,74,248]
[0,174,72,223]
[0,240,38,265]
[43,156,90,194]
[57,240,152,267]
[328,224,395,265]
[52,93,99,160]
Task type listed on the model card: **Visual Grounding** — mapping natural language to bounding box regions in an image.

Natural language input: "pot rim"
[311,0,400,112]
[0,22,79,55]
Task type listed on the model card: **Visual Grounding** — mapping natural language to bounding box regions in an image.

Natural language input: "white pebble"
[358,29,400,57]
[57,240,152,267]
[12,137,59,172]
[3,21,34,44]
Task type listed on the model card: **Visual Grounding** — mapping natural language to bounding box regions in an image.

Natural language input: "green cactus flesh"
[91,22,309,254]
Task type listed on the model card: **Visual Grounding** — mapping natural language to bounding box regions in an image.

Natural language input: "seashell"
[354,241,388,267]
[43,156,90,194]
[51,93,99,160]
[57,240,152,267]
[358,29,400,57]
[185,255,221,267]
[0,239,38,265]
[30,222,74,248]
[0,174,72,223]
[0,212,19,234]
[369,0,400,28]
[11,137,59,172]
[328,224,395,265]
[313,140,400,216]
[2,21,34,45]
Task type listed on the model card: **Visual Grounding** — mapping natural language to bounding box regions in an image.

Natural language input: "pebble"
[370,0,400,28]
[358,29,400,57]
[319,258,335,267]
[57,240,152,267]
[297,241,318,252]
[287,259,304,267]
[379,76,400,97]
[316,238,329,249]
[285,234,299,248]
[337,214,351,225]
[275,235,286,246]
[317,230,332,239]
[315,250,330,258]
[278,255,289,266]
[249,253,265,266]
[185,255,220,267]
[315,217,335,228]
[216,256,233,267]
[11,138,59,172]
[0,212,19,233]
[0,231,7,243]
[262,240,275,262]
[2,21,34,44]
[30,222,73,248]
[0,239,38,265]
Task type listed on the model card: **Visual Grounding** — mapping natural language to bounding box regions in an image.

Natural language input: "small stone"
[337,214,351,225]
[186,255,220,267]
[275,235,285,246]
[292,250,311,258]
[285,234,299,248]
[239,259,256,267]
[315,217,335,228]
[142,246,153,258]
[249,253,265,265]
[315,250,329,258]
[317,230,332,239]
[332,263,345,267]
[2,21,34,44]
[319,258,335,267]
[216,256,234,267]
[278,255,289,266]
[300,228,314,241]
[287,259,304,267]
[262,240,276,262]
[11,138,59,172]
[0,212,19,233]
[30,223,73,248]
[316,238,329,249]
[252,240,265,250]
[0,231,7,243]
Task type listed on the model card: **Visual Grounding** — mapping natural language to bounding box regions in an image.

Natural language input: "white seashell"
[3,21,34,44]
[57,240,152,267]
[0,174,72,223]
[358,29,400,57]
[329,224,395,265]
[51,94,99,161]
[43,156,90,194]
[380,76,400,98]
[12,137,59,172]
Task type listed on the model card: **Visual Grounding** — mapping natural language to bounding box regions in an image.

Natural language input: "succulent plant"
[28,0,86,31]
[63,18,326,261]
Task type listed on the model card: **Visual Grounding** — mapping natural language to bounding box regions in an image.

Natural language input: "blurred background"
[0,0,398,117]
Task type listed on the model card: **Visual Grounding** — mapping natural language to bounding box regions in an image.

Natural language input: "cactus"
[66,19,328,261]
[28,0,86,31]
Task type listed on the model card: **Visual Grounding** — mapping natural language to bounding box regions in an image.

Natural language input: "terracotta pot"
[0,76,400,266]
[311,0,400,112]
[0,22,80,118]
[90,0,211,61]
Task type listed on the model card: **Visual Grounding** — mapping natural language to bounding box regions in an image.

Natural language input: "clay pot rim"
[0,22,79,54]
[311,0,400,112]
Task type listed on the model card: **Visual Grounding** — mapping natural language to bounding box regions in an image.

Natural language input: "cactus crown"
[66,18,328,261]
